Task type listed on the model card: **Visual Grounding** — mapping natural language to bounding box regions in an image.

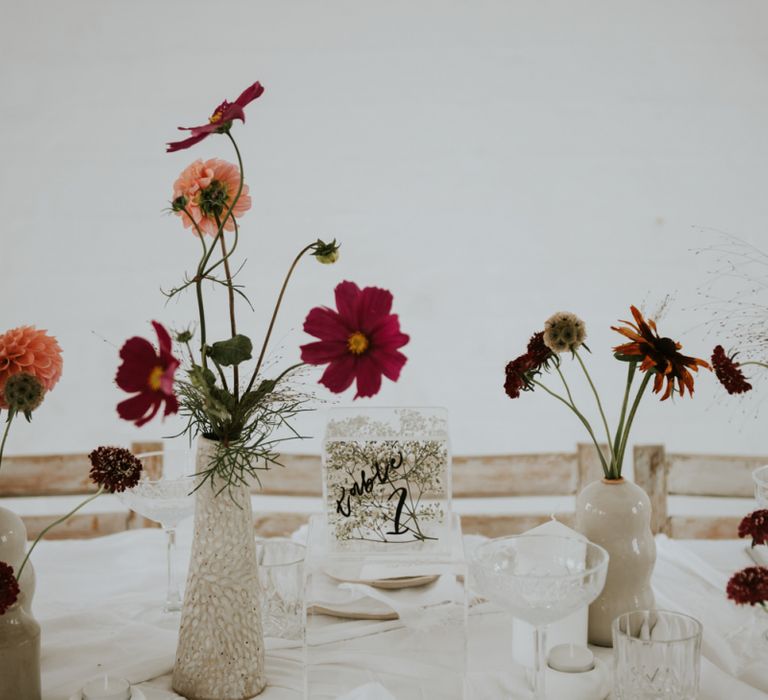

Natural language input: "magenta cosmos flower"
[116,321,180,426]
[167,81,265,153]
[301,281,410,398]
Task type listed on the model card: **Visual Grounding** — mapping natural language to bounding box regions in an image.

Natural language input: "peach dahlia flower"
[172,158,251,237]
[0,326,63,409]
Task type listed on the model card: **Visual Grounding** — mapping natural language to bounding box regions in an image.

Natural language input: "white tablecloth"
[28,525,768,699]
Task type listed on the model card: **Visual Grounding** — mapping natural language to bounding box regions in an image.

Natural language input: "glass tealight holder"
[612,609,702,700]
[256,538,306,641]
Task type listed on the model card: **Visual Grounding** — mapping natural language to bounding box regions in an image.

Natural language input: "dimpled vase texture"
[172,437,265,700]
[575,478,656,647]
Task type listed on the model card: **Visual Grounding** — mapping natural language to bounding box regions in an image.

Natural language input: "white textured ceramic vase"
[575,478,656,647]
[172,437,266,700]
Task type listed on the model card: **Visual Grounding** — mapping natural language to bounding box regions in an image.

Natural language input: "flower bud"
[171,195,188,212]
[3,373,45,415]
[312,238,340,264]
[175,328,194,344]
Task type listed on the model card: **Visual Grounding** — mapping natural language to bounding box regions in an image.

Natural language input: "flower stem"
[180,205,210,368]
[574,348,615,465]
[741,361,768,370]
[244,243,316,395]
[611,362,637,475]
[214,212,239,401]
[0,411,14,473]
[531,378,610,476]
[17,486,105,578]
[554,363,575,405]
[615,372,652,478]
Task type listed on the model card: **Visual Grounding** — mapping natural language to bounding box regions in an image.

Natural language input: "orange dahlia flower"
[172,158,251,237]
[612,306,710,401]
[0,326,63,409]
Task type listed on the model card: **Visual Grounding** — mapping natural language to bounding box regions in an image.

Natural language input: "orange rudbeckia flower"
[612,305,710,400]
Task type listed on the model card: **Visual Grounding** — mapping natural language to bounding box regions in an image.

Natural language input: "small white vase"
[575,478,656,647]
[0,506,36,612]
[172,437,266,700]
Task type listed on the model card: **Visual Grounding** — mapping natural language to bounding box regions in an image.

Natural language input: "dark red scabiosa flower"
[88,446,143,493]
[300,281,410,399]
[0,562,19,615]
[504,355,533,399]
[504,332,554,400]
[712,345,753,395]
[526,331,554,366]
[116,321,180,427]
[727,566,768,606]
[612,305,710,401]
[167,82,265,153]
[738,510,768,547]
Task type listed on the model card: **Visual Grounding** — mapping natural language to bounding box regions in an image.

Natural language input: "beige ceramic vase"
[172,437,266,700]
[0,506,36,612]
[575,478,656,647]
[0,594,41,700]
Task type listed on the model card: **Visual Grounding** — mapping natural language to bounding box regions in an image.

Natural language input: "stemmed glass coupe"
[118,448,196,614]
[472,534,609,700]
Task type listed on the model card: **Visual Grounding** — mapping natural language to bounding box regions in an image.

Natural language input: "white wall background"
[1,0,767,458]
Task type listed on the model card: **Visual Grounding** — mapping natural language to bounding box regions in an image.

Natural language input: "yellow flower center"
[209,110,223,124]
[148,366,164,391]
[347,332,369,355]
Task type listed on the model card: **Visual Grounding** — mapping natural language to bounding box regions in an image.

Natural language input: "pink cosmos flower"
[166,81,265,153]
[301,281,410,399]
[172,159,251,237]
[116,321,180,427]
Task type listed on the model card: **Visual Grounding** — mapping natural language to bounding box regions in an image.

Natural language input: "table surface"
[27,524,768,700]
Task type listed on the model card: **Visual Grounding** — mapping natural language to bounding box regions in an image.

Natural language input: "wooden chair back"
[633,445,764,539]
[4,440,757,540]
[0,441,601,539]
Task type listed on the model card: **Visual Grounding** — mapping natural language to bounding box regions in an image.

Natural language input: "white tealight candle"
[547,643,595,673]
[81,675,131,700]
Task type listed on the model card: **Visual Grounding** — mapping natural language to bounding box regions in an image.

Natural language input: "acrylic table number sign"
[322,407,452,554]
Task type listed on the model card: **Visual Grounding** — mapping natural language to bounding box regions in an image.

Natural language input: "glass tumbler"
[256,538,306,640]
[613,610,702,700]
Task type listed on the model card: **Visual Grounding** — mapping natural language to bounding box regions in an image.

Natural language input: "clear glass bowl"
[472,534,609,700]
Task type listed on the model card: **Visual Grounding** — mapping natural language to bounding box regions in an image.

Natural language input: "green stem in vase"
[17,486,105,578]
[214,211,239,401]
[554,363,575,405]
[0,411,14,472]
[574,348,615,464]
[531,378,610,477]
[245,242,316,394]
[179,205,211,368]
[614,372,652,479]
[611,361,637,476]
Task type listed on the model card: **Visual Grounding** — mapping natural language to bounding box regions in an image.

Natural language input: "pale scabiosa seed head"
[543,311,587,353]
